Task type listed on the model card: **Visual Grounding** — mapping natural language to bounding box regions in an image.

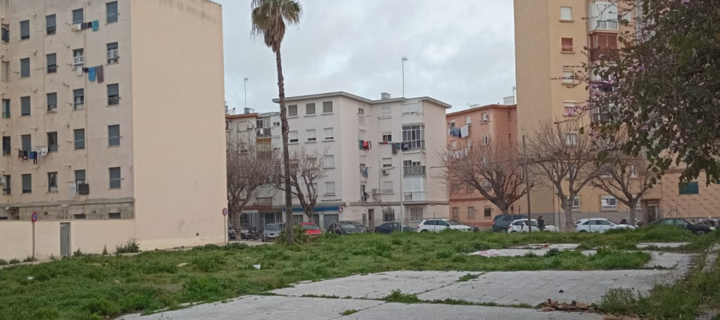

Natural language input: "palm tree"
[251,0,302,244]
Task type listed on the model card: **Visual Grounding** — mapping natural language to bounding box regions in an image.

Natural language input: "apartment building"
[0,0,226,261]
[514,0,719,222]
[262,92,451,230]
[446,103,518,228]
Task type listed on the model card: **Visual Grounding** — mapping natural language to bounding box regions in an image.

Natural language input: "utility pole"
[522,135,532,233]
[401,57,408,97]
[244,77,249,110]
[399,128,404,231]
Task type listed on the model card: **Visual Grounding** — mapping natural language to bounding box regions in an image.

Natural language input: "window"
[572,196,580,209]
[450,120,456,128]
[21,174,31,194]
[48,172,58,193]
[565,132,578,146]
[289,130,298,143]
[679,182,699,195]
[73,49,84,68]
[72,9,84,25]
[2,136,10,155]
[74,129,85,150]
[630,165,637,177]
[380,106,391,118]
[47,132,58,152]
[20,58,30,78]
[601,195,618,209]
[46,53,57,73]
[482,113,489,122]
[323,101,333,113]
[383,209,395,222]
[306,129,316,142]
[382,181,393,194]
[74,170,86,184]
[46,15,56,35]
[564,101,576,116]
[382,158,392,168]
[402,125,425,150]
[562,70,574,84]
[106,1,119,23]
[382,133,392,142]
[108,84,120,105]
[109,212,121,219]
[324,155,335,168]
[410,207,423,222]
[1,25,8,43]
[107,42,119,64]
[2,175,9,195]
[483,207,492,218]
[466,116,472,125]
[324,182,336,195]
[20,20,29,40]
[2,61,8,81]
[451,207,459,220]
[288,104,297,116]
[482,135,490,145]
[450,141,457,149]
[324,128,334,140]
[108,125,120,146]
[109,167,121,189]
[560,7,572,20]
[21,134,31,151]
[468,207,476,220]
[21,96,30,116]
[562,38,573,52]
[74,214,86,220]
[74,89,84,109]
[47,93,57,112]
[305,103,315,115]
[2,99,9,118]
[403,177,426,201]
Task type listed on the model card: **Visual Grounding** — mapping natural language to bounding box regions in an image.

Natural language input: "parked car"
[491,214,528,232]
[228,224,237,240]
[508,219,541,233]
[263,223,285,242]
[345,221,367,233]
[649,218,714,235]
[417,219,474,232]
[575,218,635,233]
[327,221,362,235]
[238,226,250,240]
[300,222,322,237]
[374,222,415,234]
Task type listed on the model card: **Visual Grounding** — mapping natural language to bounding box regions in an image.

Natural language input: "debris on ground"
[469,250,501,257]
[177,262,189,268]
[538,299,593,312]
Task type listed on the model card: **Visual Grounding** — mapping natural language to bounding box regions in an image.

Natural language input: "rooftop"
[272,91,452,109]
[446,104,516,117]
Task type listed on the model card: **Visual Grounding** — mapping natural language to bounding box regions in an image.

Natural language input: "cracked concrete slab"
[118,295,384,320]
[417,270,675,306]
[271,271,480,299]
[344,302,604,320]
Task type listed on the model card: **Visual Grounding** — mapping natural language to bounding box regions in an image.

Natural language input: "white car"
[508,219,560,233]
[417,219,474,232]
[575,218,635,233]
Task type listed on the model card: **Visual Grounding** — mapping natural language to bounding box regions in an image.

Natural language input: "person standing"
[537,216,545,231]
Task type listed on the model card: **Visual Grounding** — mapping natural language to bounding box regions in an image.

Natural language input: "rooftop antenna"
[244,77,249,109]
[401,57,408,97]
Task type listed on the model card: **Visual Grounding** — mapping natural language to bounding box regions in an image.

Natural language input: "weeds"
[9,259,20,264]
[22,257,35,263]
[275,225,311,245]
[341,309,358,316]
[383,290,420,304]
[102,245,108,256]
[73,249,84,257]
[0,259,6,266]
[116,239,140,254]
[458,273,480,282]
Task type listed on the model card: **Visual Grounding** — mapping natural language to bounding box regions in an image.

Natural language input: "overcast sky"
[214,0,516,114]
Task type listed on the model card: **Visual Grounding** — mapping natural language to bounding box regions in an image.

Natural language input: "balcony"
[403,166,426,177]
[590,48,620,61]
[257,128,271,137]
[403,192,426,201]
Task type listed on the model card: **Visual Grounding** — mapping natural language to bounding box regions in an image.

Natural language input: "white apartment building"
[269,92,451,230]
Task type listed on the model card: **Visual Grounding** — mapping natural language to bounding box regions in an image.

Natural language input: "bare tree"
[443,139,532,216]
[279,147,328,222]
[227,140,279,228]
[526,121,603,231]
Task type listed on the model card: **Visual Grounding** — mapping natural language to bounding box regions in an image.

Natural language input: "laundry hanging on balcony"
[360,166,369,178]
[358,140,372,150]
[448,127,461,137]
[88,67,97,82]
[460,125,470,138]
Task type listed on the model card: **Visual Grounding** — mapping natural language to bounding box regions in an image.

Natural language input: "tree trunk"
[563,205,574,232]
[628,204,637,226]
[276,49,294,244]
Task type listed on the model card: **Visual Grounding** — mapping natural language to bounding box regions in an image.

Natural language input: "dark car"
[492,214,528,232]
[649,218,714,235]
[327,221,362,235]
[346,221,367,233]
[374,222,415,234]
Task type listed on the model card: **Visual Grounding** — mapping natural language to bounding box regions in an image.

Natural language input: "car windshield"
[266,224,281,231]
[447,220,463,226]
[339,223,358,229]
[302,224,319,230]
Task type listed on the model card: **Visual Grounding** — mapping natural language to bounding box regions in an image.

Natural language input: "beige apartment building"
[514,0,720,223]
[446,103,518,228]
[0,0,227,261]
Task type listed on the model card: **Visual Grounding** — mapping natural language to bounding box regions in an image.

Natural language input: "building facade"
[0,0,227,261]
[446,104,518,228]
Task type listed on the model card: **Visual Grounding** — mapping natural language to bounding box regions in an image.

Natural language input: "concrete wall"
[130,0,226,249]
[0,219,135,261]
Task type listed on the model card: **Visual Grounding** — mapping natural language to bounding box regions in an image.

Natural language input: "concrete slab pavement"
[345,302,604,320]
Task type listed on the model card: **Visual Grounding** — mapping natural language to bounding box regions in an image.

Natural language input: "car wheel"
[696,230,706,235]
[499,228,507,233]
[421,230,429,233]
[579,230,587,233]
[240,233,247,240]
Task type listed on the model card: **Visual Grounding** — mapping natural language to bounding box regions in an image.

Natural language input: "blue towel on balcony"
[92,20,99,31]
[88,67,96,82]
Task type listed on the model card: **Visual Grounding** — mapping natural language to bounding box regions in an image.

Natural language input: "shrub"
[73,249,84,257]
[23,256,35,263]
[102,245,108,256]
[275,225,311,245]
[544,248,561,257]
[83,297,120,316]
[9,259,21,264]
[0,259,7,266]
[116,239,140,254]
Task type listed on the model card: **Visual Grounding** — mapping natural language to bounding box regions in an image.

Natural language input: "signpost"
[31,212,38,259]
[222,208,228,243]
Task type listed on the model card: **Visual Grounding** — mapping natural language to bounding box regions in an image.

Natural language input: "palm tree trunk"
[275,48,294,244]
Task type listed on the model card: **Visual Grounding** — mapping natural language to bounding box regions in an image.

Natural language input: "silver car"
[263,223,284,242]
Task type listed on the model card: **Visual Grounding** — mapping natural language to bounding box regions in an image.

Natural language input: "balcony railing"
[403,166,426,176]
[590,48,620,61]
[257,128,271,137]
[404,192,426,201]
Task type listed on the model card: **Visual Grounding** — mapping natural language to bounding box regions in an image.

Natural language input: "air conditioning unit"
[382,169,390,176]
[371,188,378,195]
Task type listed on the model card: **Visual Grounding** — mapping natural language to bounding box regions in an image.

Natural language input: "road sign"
[31,212,38,223]
[222,208,228,216]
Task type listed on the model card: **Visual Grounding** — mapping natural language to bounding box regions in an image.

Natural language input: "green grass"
[0,228,710,320]
[341,309,358,316]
